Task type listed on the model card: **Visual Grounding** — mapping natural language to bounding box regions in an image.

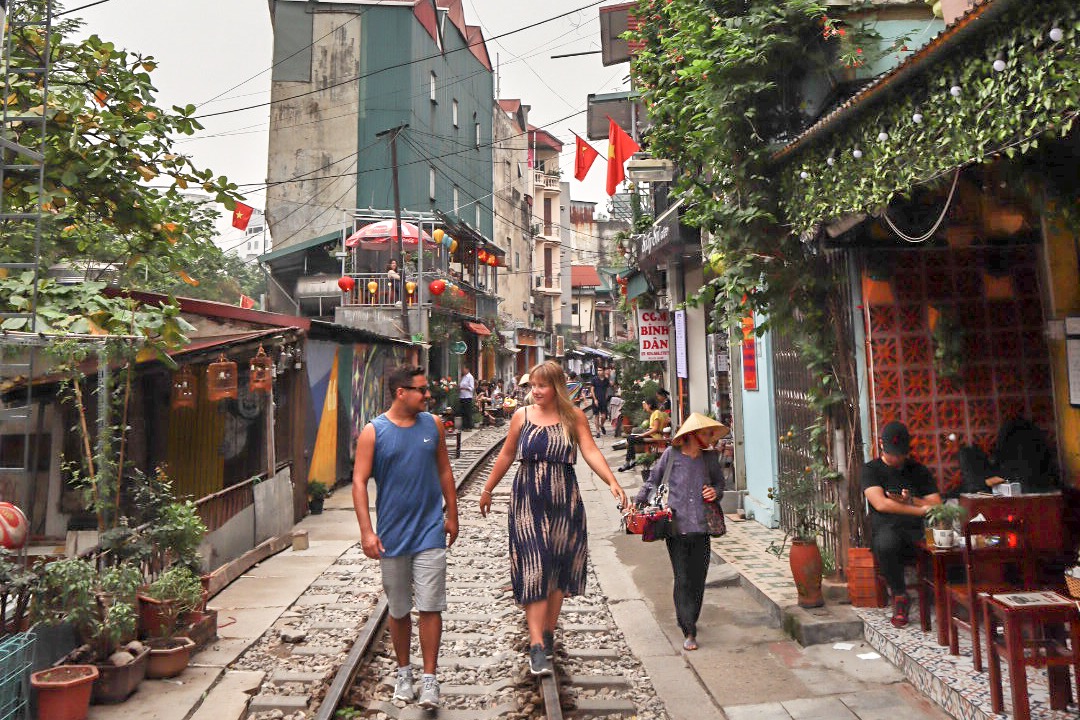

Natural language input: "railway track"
[238,430,669,720]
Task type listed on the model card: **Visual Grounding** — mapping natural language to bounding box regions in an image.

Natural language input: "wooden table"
[983,592,1080,720]
[916,542,963,645]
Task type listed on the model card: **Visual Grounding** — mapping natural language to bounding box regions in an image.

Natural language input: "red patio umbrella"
[345,220,435,250]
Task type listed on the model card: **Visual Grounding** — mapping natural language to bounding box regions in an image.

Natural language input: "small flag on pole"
[573,133,600,181]
[232,202,254,231]
[238,294,256,309]
[605,117,640,196]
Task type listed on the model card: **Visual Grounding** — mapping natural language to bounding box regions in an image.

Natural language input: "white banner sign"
[637,309,670,362]
[674,309,688,379]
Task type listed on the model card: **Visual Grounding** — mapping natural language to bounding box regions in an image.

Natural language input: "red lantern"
[477,250,488,263]
[487,255,497,267]
[0,503,28,550]
[249,345,273,394]
[429,279,447,296]
[338,276,356,292]
[171,365,197,409]
[207,354,238,402]
[456,287,466,298]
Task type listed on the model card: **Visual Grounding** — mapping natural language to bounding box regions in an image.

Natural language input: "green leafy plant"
[925,503,965,530]
[143,566,204,639]
[931,309,965,380]
[0,551,37,635]
[307,480,331,501]
[145,501,207,574]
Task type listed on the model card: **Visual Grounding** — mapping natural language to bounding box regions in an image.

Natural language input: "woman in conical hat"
[632,412,730,651]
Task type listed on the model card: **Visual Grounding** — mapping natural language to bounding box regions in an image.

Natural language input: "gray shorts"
[379,547,448,619]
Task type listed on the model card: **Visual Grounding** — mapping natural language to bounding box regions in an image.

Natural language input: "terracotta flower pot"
[31,665,98,720]
[789,538,825,608]
[146,637,195,679]
[92,645,149,704]
[138,594,177,639]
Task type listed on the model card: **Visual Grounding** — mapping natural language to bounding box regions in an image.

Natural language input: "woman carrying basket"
[631,412,729,651]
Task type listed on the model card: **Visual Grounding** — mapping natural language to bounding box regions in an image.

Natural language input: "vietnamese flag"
[605,117,639,196]
[573,133,600,181]
[232,202,254,231]
[238,294,256,309]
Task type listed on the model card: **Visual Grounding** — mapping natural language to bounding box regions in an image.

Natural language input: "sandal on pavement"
[683,636,698,651]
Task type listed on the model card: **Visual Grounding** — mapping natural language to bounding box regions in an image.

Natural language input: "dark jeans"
[625,435,652,464]
[459,397,474,429]
[871,520,923,597]
[665,533,711,638]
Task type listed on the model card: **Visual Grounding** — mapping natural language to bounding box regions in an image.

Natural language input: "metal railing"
[534,274,561,290]
[195,476,257,534]
[339,273,416,307]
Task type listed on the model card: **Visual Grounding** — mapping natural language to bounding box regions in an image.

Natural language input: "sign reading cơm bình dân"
[637,309,670,361]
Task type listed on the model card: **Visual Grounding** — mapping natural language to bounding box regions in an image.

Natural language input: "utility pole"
[377,123,410,337]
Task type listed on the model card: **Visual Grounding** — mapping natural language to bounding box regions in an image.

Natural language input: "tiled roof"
[571,265,602,288]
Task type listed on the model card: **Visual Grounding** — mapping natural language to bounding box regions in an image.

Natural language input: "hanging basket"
[171,366,197,409]
[248,345,273,394]
[206,354,238,402]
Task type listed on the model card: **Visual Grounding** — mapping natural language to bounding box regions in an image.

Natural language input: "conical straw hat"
[672,412,730,443]
[517,373,530,386]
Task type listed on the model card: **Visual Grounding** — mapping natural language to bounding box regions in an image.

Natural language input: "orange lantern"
[171,365,197,409]
[405,281,416,295]
[477,250,488,263]
[249,345,273,394]
[487,255,497,267]
[207,354,238,402]
[433,228,445,243]
[367,280,379,295]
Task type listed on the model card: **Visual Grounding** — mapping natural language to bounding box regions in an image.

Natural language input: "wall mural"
[352,343,404,456]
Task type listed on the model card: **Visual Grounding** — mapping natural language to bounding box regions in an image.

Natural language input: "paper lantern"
[429,279,446,296]
[0,503,28,550]
[249,345,273,393]
[442,234,453,249]
[367,280,379,294]
[449,239,458,253]
[477,250,488,263]
[171,365,197,409]
[207,354,238,402]
[487,255,497,267]
[338,276,355,292]
[405,281,416,295]
[434,228,445,243]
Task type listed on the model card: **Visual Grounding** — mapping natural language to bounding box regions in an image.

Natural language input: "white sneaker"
[393,669,415,702]
[418,675,440,709]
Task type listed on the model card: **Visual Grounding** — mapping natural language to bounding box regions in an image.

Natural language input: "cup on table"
[933,528,955,548]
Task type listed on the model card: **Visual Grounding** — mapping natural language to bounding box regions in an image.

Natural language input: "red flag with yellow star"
[605,117,639,196]
[232,202,254,231]
[573,133,600,181]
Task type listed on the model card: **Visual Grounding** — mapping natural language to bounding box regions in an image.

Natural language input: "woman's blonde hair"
[528,361,579,445]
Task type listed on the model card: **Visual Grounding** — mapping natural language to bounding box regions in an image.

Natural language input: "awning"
[257,231,340,264]
[626,272,650,301]
[578,346,614,359]
[463,321,491,336]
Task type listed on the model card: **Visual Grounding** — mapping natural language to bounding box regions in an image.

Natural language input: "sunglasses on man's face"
[401,385,431,394]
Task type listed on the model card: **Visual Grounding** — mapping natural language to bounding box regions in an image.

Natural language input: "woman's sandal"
[683,636,698,651]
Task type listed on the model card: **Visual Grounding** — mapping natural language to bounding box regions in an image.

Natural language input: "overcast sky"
[74,0,627,250]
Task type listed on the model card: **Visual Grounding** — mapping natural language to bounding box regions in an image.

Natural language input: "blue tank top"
[371,412,445,557]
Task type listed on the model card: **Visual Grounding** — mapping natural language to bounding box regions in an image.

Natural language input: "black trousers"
[665,533,711,638]
[460,397,474,429]
[871,521,923,597]
[625,435,652,464]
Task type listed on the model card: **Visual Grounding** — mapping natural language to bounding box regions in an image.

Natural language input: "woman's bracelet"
[481,489,492,496]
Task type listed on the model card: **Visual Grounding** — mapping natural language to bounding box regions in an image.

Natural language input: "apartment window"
[429,166,436,200]
[474,116,480,148]
[475,203,481,227]
[430,71,437,102]
[515,251,520,270]
[452,99,459,127]
[571,303,579,315]
[453,186,460,213]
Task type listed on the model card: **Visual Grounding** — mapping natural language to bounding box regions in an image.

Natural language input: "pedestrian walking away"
[352,365,460,709]
[459,366,475,430]
[633,412,729,651]
[591,368,611,437]
[478,361,628,676]
[861,421,941,628]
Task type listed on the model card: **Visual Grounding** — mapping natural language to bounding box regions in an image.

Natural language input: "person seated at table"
[993,418,1060,493]
[862,421,942,628]
[618,398,669,472]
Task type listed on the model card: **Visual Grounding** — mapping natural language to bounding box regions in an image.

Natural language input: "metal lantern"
[207,354,238,402]
[249,345,273,393]
[171,365,197,409]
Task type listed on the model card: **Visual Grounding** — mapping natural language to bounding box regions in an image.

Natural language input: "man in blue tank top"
[353,365,458,710]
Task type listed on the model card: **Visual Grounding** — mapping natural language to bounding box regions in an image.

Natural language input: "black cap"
[881,421,911,455]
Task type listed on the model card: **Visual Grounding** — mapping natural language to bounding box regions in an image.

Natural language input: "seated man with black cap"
[862,421,942,628]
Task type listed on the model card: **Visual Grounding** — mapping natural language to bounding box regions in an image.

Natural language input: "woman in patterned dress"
[478,361,628,676]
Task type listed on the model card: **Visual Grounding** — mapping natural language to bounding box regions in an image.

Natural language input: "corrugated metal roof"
[774,0,1015,162]
[571,265,602,288]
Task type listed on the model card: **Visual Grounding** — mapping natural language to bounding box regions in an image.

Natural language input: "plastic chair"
[947,518,1038,671]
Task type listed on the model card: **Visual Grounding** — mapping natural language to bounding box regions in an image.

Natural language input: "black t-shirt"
[591,376,610,404]
[861,458,938,530]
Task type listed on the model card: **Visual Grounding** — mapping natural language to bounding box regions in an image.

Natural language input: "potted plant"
[140,566,202,678]
[925,503,965,548]
[768,465,837,609]
[30,664,99,720]
[31,557,149,704]
[307,481,330,515]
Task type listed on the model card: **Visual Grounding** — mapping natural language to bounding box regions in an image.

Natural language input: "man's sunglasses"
[401,385,431,394]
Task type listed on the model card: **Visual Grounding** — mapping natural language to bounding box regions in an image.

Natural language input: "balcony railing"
[533,273,561,292]
[340,273,495,318]
[533,169,560,191]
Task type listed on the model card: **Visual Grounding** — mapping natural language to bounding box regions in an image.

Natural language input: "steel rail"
[541,671,563,720]
[313,435,505,720]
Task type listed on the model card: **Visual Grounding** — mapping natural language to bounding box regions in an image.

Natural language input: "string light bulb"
[826,156,836,167]
[992,55,1006,72]
[799,171,809,179]
[912,112,923,124]
[877,132,889,142]
[1049,27,1063,42]
[852,148,863,159]
[950,85,962,97]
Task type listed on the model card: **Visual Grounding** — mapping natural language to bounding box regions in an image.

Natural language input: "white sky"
[74,0,627,252]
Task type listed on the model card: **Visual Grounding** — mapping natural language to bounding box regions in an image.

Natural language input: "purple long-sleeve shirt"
[635,446,725,535]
